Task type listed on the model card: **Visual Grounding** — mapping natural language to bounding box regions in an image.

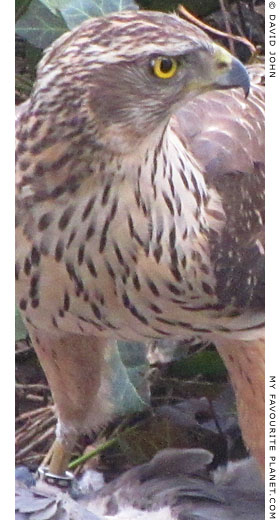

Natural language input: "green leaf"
[16,0,33,22]
[168,350,227,380]
[39,0,73,14]
[60,0,138,30]
[16,0,69,49]
[25,42,44,72]
[109,342,149,416]
[15,307,28,341]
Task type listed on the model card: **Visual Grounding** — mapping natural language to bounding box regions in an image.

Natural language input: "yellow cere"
[152,57,178,79]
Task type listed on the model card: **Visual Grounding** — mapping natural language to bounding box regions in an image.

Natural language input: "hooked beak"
[211,45,250,97]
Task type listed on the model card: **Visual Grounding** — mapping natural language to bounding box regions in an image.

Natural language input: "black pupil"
[160,58,173,73]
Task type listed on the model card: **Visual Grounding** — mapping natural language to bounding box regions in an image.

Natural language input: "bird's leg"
[28,328,113,479]
[215,336,265,477]
[42,439,73,475]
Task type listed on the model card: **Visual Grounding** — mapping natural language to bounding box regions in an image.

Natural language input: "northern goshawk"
[16,10,265,481]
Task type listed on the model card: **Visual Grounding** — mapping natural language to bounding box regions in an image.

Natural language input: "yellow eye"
[152,57,178,79]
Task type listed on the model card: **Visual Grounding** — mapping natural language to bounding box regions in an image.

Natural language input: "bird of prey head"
[33,10,250,153]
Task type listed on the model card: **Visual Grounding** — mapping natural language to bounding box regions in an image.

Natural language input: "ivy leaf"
[60,0,138,30]
[168,350,227,380]
[110,341,150,416]
[15,307,28,342]
[39,0,73,14]
[16,0,68,49]
[16,0,33,21]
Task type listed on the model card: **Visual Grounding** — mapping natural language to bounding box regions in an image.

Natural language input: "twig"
[15,405,54,424]
[16,426,55,459]
[177,4,256,59]
[25,394,45,403]
[69,437,118,470]
[16,454,45,465]
[248,0,255,12]
[16,415,55,446]
[236,0,249,38]
[16,383,50,392]
[15,341,32,357]
[218,0,235,55]
[69,422,143,470]
[15,415,48,437]
[16,410,54,435]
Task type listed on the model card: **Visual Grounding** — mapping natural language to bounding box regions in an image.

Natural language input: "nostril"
[217,61,228,70]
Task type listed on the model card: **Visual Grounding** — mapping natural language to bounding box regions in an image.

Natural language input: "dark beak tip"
[231,57,251,98]
[245,85,250,98]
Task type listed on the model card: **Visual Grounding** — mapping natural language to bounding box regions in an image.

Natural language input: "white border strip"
[265,0,280,517]
[1,1,15,515]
